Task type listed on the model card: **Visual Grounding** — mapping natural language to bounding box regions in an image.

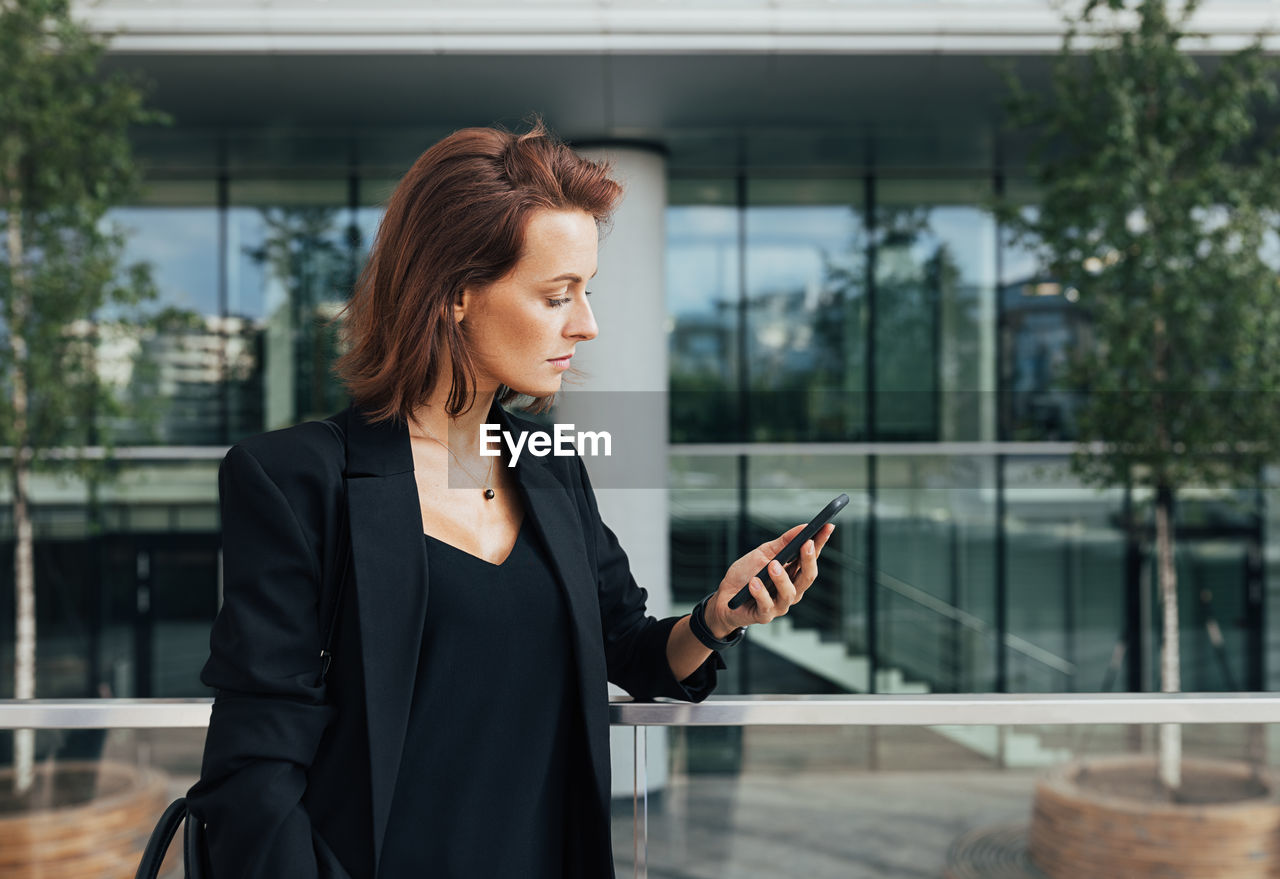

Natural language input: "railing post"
[995,452,1008,694]
[633,725,647,879]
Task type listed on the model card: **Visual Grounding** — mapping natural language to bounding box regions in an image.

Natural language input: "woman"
[185,121,835,879]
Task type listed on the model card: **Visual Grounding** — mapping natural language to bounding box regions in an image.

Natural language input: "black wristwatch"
[689,593,746,651]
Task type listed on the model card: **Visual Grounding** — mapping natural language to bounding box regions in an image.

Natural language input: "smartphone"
[727,493,849,611]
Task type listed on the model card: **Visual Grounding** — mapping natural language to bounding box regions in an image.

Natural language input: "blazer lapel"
[498,407,614,812]
[343,406,424,878]
[343,399,613,876]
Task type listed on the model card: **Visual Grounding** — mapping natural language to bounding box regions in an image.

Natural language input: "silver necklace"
[418,422,496,500]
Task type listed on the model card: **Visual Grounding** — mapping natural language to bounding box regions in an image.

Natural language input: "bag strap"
[318,416,351,681]
[184,797,209,879]
[133,797,188,879]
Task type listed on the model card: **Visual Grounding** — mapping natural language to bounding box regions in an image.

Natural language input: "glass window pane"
[103,182,221,445]
[876,454,998,693]
[999,182,1087,441]
[228,180,354,435]
[745,456,869,693]
[876,178,997,441]
[1265,465,1280,691]
[745,179,866,441]
[668,191,741,442]
[669,453,742,608]
[1005,457,1126,693]
[355,177,392,284]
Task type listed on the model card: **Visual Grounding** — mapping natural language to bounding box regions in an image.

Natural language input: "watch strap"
[689,593,746,651]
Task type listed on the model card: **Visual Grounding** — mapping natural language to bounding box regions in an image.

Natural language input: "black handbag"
[134,796,209,879]
[134,419,352,879]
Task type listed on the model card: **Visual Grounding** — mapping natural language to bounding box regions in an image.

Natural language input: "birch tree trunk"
[5,146,36,796]
[1155,484,1181,793]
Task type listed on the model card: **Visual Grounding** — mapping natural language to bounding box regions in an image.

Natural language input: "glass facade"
[666,168,1274,700]
[0,137,1274,708]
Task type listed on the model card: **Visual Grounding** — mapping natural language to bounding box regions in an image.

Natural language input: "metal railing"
[5,694,1277,879]
[2,693,1280,728]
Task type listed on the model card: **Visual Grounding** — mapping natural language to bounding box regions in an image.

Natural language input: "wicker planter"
[1030,756,1280,879]
[0,760,175,879]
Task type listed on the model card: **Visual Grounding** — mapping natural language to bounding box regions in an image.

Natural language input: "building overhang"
[83,2,1280,175]
[76,1,1280,55]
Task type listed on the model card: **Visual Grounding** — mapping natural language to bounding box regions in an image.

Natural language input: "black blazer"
[185,398,726,879]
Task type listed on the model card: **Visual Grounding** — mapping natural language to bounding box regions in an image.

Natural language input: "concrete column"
[562,144,671,801]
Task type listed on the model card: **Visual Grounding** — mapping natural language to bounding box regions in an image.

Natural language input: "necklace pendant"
[484,488,495,500]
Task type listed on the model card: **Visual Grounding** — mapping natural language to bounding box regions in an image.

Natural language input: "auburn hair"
[333,120,623,425]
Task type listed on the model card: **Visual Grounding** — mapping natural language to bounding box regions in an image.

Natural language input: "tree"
[0,0,169,794]
[994,0,1280,793]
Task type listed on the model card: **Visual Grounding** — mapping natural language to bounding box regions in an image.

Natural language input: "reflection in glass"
[745,457,868,690]
[1266,466,1280,691]
[667,183,741,442]
[999,196,1089,441]
[876,455,998,693]
[669,453,742,608]
[876,180,996,441]
[228,181,355,437]
[745,180,866,442]
[1004,457,1127,693]
[105,197,221,445]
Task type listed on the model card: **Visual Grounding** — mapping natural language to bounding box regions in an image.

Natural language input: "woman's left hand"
[703,522,836,636]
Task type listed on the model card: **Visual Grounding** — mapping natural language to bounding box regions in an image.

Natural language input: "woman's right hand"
[702,522,836,637]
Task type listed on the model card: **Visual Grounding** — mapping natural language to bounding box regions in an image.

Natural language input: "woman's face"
[455,208,600,397]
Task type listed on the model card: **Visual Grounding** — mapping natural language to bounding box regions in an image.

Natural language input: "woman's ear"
[453,288,470,324]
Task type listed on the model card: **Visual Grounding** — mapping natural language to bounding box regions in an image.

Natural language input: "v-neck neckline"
[422,517,527,568]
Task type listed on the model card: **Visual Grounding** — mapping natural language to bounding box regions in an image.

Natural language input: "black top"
[377,518,596,878]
